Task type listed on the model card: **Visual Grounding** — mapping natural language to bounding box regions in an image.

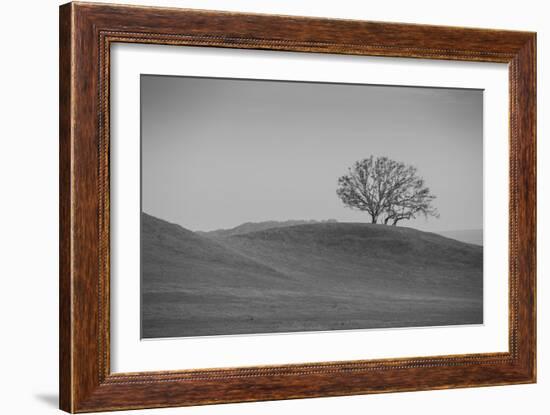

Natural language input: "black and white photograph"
[140,75,483,339]
[3,0,544,413]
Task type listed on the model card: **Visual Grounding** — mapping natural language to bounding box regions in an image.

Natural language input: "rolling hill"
[141,213,483,338]
[436,229,483,246]
[199,219,338,238]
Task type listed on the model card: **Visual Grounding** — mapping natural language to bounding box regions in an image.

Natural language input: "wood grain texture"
[59,3,73,412]
[59,2,536,412]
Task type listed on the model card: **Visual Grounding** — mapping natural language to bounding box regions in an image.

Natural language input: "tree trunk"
[392,219,399,226]
[371,215,377,224]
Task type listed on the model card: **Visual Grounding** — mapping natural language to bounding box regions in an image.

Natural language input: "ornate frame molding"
[60,2,536,412]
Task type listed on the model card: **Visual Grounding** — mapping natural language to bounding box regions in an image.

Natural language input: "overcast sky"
[141,75,482,232]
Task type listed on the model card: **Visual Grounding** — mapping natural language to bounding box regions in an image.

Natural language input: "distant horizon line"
[141,211,483,235]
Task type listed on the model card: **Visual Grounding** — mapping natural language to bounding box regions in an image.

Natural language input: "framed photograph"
[59,2,536,412]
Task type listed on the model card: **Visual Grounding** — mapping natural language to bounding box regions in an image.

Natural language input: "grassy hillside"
[141,213,483,338]
[219,223,482,298]
[436,229,483,246]
[199,219,337,238]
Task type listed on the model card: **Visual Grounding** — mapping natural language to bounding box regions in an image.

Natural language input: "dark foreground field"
[141,213,483,338]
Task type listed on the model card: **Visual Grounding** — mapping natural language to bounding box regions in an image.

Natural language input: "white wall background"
[0,1,546,414]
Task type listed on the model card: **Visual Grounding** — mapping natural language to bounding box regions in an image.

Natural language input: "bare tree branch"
[336,156,439,226]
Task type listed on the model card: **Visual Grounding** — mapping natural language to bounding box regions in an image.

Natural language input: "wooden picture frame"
[59,2,536,412]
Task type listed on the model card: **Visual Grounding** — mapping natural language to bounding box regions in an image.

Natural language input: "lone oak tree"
[336,156,439,225]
